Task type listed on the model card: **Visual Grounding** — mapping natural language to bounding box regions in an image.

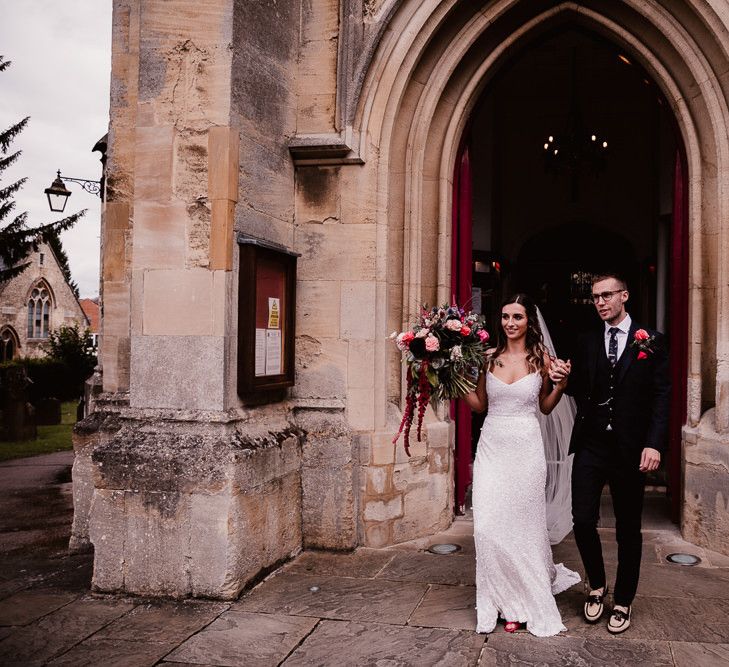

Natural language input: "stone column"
[72,0,304,599]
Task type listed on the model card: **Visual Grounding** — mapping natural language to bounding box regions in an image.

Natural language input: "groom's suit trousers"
[571,430,646,606]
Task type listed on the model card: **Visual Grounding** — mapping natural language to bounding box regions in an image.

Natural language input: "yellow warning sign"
[268,297,280,328]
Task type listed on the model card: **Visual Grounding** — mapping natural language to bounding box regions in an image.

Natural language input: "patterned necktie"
[608,327,620,366]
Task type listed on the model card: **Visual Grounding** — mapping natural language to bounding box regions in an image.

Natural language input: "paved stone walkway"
[1,453,728,665]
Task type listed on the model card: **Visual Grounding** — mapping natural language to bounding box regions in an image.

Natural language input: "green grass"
[0,401,77,462]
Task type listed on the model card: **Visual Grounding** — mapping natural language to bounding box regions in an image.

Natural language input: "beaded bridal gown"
[472,371,581,636]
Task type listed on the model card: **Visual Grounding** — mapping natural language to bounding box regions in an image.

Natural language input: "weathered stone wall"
[101,0,138,393]
[125,0,237,412]
[74,0,307,600]
[357,419,454,548]
[0,243,89,359]
[73,401,303,599]
[230,0,299,249]
[683,411,729,555]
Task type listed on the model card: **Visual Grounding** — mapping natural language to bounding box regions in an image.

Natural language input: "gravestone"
[0,365,37,441]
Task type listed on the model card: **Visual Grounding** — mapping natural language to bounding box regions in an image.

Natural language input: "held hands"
[639,447,661,472]
[548,358,571,390]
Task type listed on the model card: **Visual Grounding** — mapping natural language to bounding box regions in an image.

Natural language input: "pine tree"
[0,54,86,283]
[45,231,80,299]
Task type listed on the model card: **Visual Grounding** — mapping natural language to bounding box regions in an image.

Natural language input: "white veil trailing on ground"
[536,308,576,545]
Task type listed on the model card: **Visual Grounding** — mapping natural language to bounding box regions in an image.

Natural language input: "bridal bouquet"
[391,304,490,455]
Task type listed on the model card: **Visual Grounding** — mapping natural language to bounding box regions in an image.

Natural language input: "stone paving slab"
[94,600,229,644]
[408,584,477,631]
[285,547,396,578]
[47,638,173,667]
[479,633,674,666]
[0,589,76,626]
[282,619,485,666]
[165,610,318,667]
[4,455,729,667]
[376,551,475,585]
[652,537,729,569]
[557,590,729,643]
[635,562,729,599]
[551,533,667,568]
[670,641,729,666]
[0,597,136,665]
[235,572,428,625]
[385,528,476,555]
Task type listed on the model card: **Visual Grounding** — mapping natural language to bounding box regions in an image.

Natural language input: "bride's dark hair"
[491,293,548,374]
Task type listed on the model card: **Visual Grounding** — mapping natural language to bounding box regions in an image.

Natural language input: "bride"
[463,293,580,636]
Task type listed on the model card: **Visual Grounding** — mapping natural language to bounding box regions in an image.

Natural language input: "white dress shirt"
[604,313,632,361]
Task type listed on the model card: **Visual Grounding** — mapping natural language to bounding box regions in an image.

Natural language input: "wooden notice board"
[237,236,298,401]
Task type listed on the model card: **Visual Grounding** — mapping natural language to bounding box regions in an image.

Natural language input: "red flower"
[402,331,415,344]
[637,351,648,360]
[460,326,471,336]
[634,329,650,341]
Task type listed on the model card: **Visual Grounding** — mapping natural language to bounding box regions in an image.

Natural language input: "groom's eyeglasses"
[591,290,623,303]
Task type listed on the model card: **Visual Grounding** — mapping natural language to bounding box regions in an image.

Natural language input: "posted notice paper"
[255,328,266,376]
[265,329,282,375]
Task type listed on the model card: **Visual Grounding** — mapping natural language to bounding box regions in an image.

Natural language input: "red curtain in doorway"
[451,144,473,514]
[668,147,689,522]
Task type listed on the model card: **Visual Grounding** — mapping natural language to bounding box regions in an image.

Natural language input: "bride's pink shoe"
[504,621,524,633]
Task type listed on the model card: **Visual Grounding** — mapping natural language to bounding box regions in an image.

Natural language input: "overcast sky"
[0,1,112,298]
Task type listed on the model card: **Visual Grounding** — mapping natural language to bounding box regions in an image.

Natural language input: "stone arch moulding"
[348,0,729,436]
[0,325,20,361]
[26,278,56,306]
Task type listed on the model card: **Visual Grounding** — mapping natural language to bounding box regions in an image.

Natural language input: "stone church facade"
[73,0,729,599]
[0,243,89,362]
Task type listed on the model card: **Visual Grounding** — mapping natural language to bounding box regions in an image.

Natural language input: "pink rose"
[444,319,462,331]
[637,351,648,360]
[395,331,415,351]
[478,330,490,342]
[425,335,440,352]
[634,329,650,341]
[460,326,471,336]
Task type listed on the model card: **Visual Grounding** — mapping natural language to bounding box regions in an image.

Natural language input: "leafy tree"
[43,324,96,397]
[0,54,85,283]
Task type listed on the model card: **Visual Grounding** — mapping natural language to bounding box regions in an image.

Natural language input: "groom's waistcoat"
[592,351,617,433]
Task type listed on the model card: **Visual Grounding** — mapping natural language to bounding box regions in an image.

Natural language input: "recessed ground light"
[308,585,321,592]
[666,553,701,566]
[428,543,461,554]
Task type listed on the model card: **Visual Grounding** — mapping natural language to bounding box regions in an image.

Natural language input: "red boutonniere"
[630,329,655,360]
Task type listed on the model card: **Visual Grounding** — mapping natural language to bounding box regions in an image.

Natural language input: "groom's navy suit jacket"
[567,319,671,456]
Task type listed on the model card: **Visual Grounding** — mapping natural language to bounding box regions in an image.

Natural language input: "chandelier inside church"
[542,131,608,174]
[541,46,609,198]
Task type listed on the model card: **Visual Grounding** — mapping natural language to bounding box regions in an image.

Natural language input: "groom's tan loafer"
[583,586,608,623]
[607,605,631,634]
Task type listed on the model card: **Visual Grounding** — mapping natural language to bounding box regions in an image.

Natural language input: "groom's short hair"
[592,271,628,291]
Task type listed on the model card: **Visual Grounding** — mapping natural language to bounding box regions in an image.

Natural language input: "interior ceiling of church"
[469,26,676,264]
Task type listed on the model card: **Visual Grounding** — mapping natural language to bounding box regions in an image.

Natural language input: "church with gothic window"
[0,242,89,362]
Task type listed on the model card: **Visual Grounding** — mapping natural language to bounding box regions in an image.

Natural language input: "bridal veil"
[536,308,576,545]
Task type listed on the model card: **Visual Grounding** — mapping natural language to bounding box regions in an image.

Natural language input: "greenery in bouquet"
[391,304,490,455]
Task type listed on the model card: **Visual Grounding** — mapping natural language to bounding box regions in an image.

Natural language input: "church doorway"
[452,26,688,521]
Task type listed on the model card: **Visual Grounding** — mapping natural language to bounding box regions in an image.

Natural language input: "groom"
[554,272,670,634]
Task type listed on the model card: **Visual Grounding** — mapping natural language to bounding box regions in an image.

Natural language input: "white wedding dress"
[473,371,581,636]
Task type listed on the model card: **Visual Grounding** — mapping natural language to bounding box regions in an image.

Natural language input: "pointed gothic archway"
[351,0,729,552]
[449,25,690,520]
